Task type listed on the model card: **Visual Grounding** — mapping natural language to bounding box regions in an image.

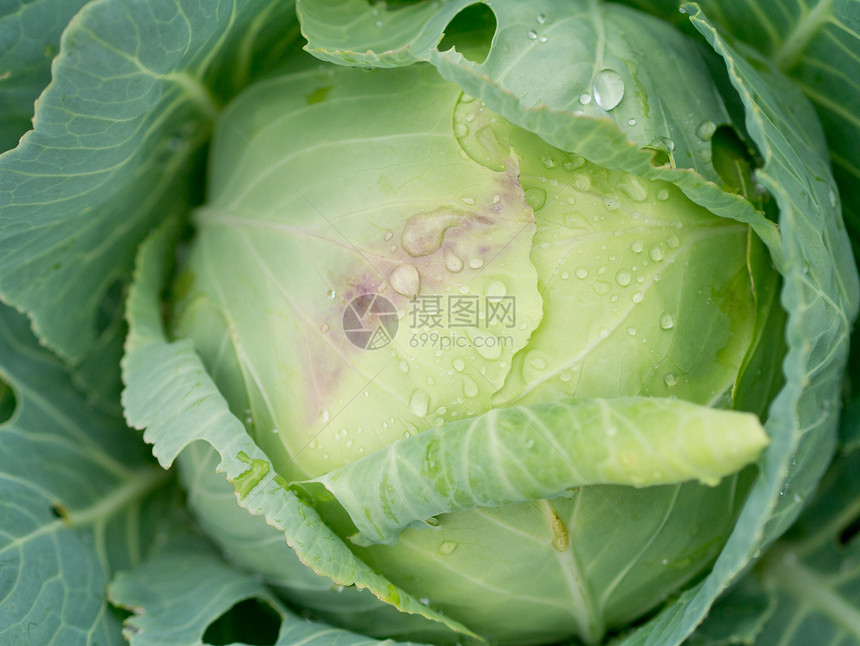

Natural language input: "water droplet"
[536,12,547,23]
[603,195,620,211]
[444,247,464,273]
[460,196,476,206]
[439,541,458,555]
[664,372,678,386]
[632,292,643,303]
[319,410,330,424]
[524,187,547,210]
[593,69,625,110]
[452,358,465,372]
[830,190,837,208]
[462,376,479,398]
[560,271,569,279]
[468,257,484,269]
[327,289,336,299]
[696,121,716,140]
[656,188,669,201]
[527,29,538,40]
[575,267,589,279]
[390,263,420,297]
[615,270,631,286]
[527,352,547,370]
[579,93,592,105]
[649,246,664,261]
[594,281,611,295]
[320,323,329,333]
[453,123,468,137]
[475,339,502,360]
[409,389,430,417]
[384,230,393,241]
[631,241,644,253]
[627,117,637,126]
[485,279,506,297]
[660,312,675,329]
[538,34,548,43]
[627,327,637,336]
[619,175,647,201]
[666,234,680,248]
[542,155,555,168]
[574,175,591,192]
[563,154,586,171]
[399,360,410,373]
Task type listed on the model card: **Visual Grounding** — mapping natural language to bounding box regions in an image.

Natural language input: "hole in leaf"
[711,125,777,220]
[646,147,672,168]
[203,597,281,646]
[438,3,497,64]
[107,603,133,625]
[95,278,125,336]
[839,514,860,546]
[711,126,759,196]
[50,502,67,519]
[0,379,17,425]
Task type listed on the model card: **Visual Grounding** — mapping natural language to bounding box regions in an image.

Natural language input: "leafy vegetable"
[0,1,859,645]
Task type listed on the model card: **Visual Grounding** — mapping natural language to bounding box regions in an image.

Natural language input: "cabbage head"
[1,1,857,646]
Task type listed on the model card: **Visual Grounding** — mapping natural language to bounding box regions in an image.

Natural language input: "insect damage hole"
[838,513,860,547]
[203,597,281,645]
[0,378,17,425]
[438,3,498,64]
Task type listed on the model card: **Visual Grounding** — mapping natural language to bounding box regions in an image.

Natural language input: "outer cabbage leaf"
[308,398,767,545]
[179,440,474,643]
[0,0,300,365]
[108,527,423,646]
[0,0,89,151]
[0,304,171,646]
[680,0,860,239]
[688,437,860,646]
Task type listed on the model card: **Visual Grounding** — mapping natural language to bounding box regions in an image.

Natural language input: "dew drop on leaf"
[444,247,464,273]
[409,389,430,417]
[660,312,675,329]
[593,69,625,110]
[696,121,716,140]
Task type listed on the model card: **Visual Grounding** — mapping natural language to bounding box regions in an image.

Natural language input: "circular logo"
[342,294,398,350]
